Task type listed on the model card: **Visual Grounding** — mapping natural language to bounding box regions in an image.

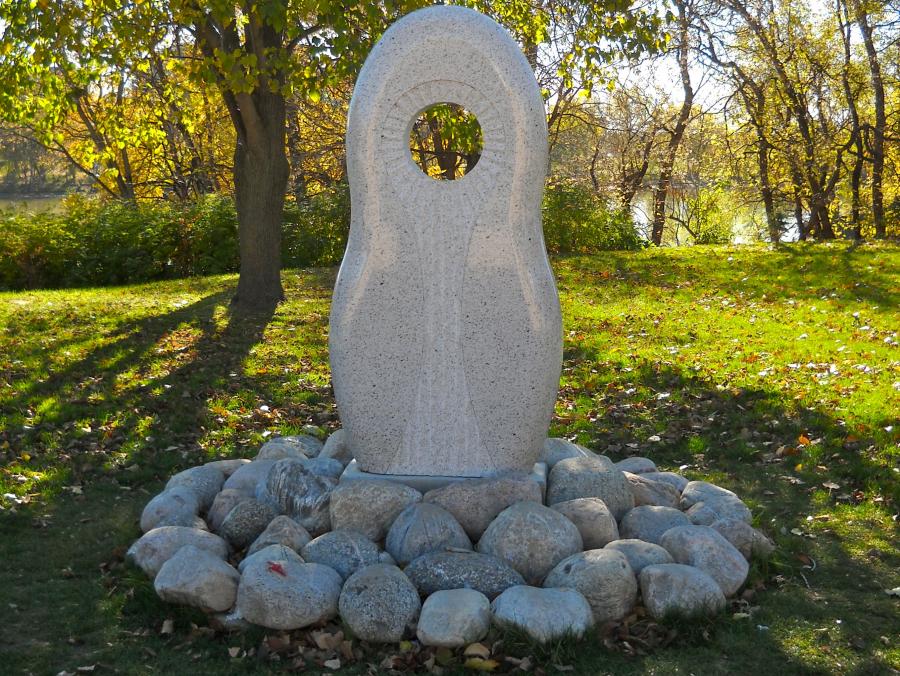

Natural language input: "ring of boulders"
[128,432,775,647]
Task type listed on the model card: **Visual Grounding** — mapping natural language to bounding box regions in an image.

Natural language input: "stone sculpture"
[330,5,562,480]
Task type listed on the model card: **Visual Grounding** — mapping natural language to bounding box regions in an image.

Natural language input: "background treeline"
[0,0,898,292]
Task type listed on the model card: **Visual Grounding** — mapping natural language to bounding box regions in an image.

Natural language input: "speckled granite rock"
[166,465,224,511]
[246,515,311,557]
[127,526,228,578]
[680,481,752,525]
[540,438,595,468]
[547,456,634,520]
[619,506,691,545]
[329,479,422,541]
[478,502,582,584]
[604,539,674,575]
[711,518,775,561]
[404,550,524,599]
[550,497,619,549]
[385,503,471,565]
[624,472,681,509]
[154,545,239,612]
[206,489,247,532]
[491,586,593,643]
[615,457,657,474]
[338,564,421,643]
[319,429,354,466]
[140,486,201,533]
[255,434,322,461]
[204,458,251,477]
[238,543,303,574]
[416,589,491,647]
[219,499,276,549]
[641,471,689,493]
[544,549,637,623]
[639,564,726,619]
[301,530,381,580]
[423,473,542,539]
[331,4,560,479]
[660,525,749,596]
[222,459,277,497]
[237,549,342,630]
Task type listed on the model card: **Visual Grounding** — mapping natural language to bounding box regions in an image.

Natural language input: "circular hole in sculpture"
[409,103,483,180]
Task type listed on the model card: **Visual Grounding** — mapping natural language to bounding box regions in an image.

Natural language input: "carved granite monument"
[329,5,562,482]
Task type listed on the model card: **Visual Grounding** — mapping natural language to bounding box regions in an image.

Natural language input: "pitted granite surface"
[330,5,561,479]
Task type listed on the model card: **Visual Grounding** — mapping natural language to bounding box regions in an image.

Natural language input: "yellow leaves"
[464,657,500,671]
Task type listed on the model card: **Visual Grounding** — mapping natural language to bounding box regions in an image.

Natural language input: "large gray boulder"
[604,539,673,575]
[219,498,276,549]
[319,429,354,466]
[423,473,542,539]
[238,543,302,574]
[546,456,634,520]
[540,438,596,469]
[246,515,311,557]
[385,503,471,565]
[550,497,619,549]
[404,551,525,600]
[166,465,225,511]
[619,505,691,545]
[236,548,342,630]
[203,458,250,477]
[478,502,582,584]
[338,564,421,643]
[641,471,688,493]
[206,488,247,532]
[660,525,749,597]
[260,458,335,535]
[222,459,277,496]
[140,486,201,533]
[615,457,657,474]
[639,564,726,619]
[416,589,491,648]
[680,481,752,525]
[624,472,681,509]
[543,550,637,623]
[301,530,381,580]
[329,479,422,542]
[255,434,322,461]
[154,545,240,612]
[127,526,229,578]
[491,586,593,643]
[711,518,775,561]
[685,498,752,526]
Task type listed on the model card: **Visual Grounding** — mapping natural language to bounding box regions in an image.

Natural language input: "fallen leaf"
[160,619,174,635]
[323,658,341,670]
[463,643,491,660]
[822,482,840,490]
[464,657,499,671]
[885,587,900,598]
[227,647,241,658]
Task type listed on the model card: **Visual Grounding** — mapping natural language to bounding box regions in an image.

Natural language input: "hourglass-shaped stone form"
[330,5,562,481]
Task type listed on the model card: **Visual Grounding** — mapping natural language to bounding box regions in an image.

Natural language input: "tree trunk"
[853,0,886,238]
[651,1,692,246]
[232,92,288,309]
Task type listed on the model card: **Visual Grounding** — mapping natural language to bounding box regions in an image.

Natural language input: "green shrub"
[283,183,350,268]
[0,194,239,290]
[542,181,643,253]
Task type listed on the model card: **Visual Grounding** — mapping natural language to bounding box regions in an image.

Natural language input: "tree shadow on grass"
[1,288,279,495]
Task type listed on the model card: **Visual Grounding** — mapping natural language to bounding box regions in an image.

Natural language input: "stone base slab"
[339,460,548,495]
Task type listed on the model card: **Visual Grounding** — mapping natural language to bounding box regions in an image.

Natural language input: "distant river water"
[0,194,66,213]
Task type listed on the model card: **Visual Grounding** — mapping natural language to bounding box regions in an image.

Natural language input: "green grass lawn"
[1,243,898,675]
